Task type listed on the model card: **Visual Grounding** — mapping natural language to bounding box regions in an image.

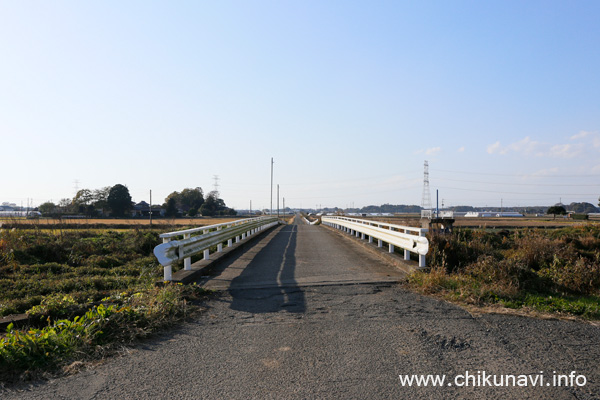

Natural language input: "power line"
[432,168,600,179]
[433,177,600,187]
[437,185,599,196]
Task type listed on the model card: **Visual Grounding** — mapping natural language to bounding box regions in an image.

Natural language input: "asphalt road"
[3,216,600,399]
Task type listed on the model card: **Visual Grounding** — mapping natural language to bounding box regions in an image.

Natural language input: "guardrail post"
[228,239,233,247]
[419,229,427,267]
[368,236,373,243]
[163,236,173,280]
[218,243,223,252]
[389,244,394,253]
[378,239,382,248]
[184,234,191,270]
[204,249,210,260]
[361,233,365,240]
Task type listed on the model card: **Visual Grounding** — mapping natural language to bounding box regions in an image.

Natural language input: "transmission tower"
[421,161,432,210]
[213,175,220,196]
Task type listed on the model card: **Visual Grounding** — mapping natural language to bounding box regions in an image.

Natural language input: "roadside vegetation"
[0,227,209,383]
[408,225,600,319]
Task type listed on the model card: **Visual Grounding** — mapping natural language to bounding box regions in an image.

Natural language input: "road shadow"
[229,224,306,314]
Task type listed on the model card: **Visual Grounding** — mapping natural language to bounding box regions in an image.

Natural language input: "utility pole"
[250,200,252,216]
[149,190,153,228]
[277,184,280,220]
[270,158,274,215]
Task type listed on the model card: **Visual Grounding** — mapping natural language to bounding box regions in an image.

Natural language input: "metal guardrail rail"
[421,210,454,219]
[322,216,429,267]
[153,216,279,281]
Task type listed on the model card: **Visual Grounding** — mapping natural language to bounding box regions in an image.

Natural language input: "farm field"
[0,226,210,382]
[359,215,600,229]
[0,217,241,228]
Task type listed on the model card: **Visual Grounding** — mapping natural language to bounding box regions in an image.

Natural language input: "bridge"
[153,214,428,285]
[6,215,600,399]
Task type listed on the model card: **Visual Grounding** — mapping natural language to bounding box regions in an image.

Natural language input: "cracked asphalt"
[3,217,599,399]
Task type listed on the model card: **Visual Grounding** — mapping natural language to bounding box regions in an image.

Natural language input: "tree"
[72,189,97,216]
[165,197,178,218]
[199,191,236,216]
[107,184,132,217]
[92,186,111,215]
[547,205,567,219]
[72,189,93,206]
[57,198,76,215]
[38,202,56,217]
[165,187,204,212]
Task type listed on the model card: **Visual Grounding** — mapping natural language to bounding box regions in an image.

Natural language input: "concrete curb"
[321,223,421,276]
[168,223,283,284]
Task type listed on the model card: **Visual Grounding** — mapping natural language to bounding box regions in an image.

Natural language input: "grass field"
[0,227,210,382]
[0,217,240,227]
[408,224,600,320]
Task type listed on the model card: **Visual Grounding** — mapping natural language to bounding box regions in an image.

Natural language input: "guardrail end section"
[415,236,429,255]
[153,241,176,267]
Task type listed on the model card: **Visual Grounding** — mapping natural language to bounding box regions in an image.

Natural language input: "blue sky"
[1,1,599,210]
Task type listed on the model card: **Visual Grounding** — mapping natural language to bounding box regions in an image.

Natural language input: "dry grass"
[0,217,240,227]
[358,215,599,229]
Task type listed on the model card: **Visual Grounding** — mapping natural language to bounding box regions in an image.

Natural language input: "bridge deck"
[197,215,407,291]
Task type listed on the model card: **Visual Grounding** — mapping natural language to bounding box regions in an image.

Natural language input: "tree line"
[37,185,236,218]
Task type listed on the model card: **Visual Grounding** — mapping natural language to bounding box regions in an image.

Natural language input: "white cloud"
[519,168,559,180]
[530,167,559,177]
[548,143,582,158]
[570,130,592,140]
[457,146,465,153]
[571,130,600,149]
[507,136,540,155]
[425,147,441,156]
[487,137,541,155]
[488,134,590,158]
[487,141,503,154]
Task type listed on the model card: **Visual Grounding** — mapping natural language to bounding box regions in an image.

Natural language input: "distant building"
[132,201,165,217]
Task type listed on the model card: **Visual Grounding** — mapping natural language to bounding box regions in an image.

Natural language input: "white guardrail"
[321,216,429,267]
[302,216,319,225]
[153,216,279,281]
